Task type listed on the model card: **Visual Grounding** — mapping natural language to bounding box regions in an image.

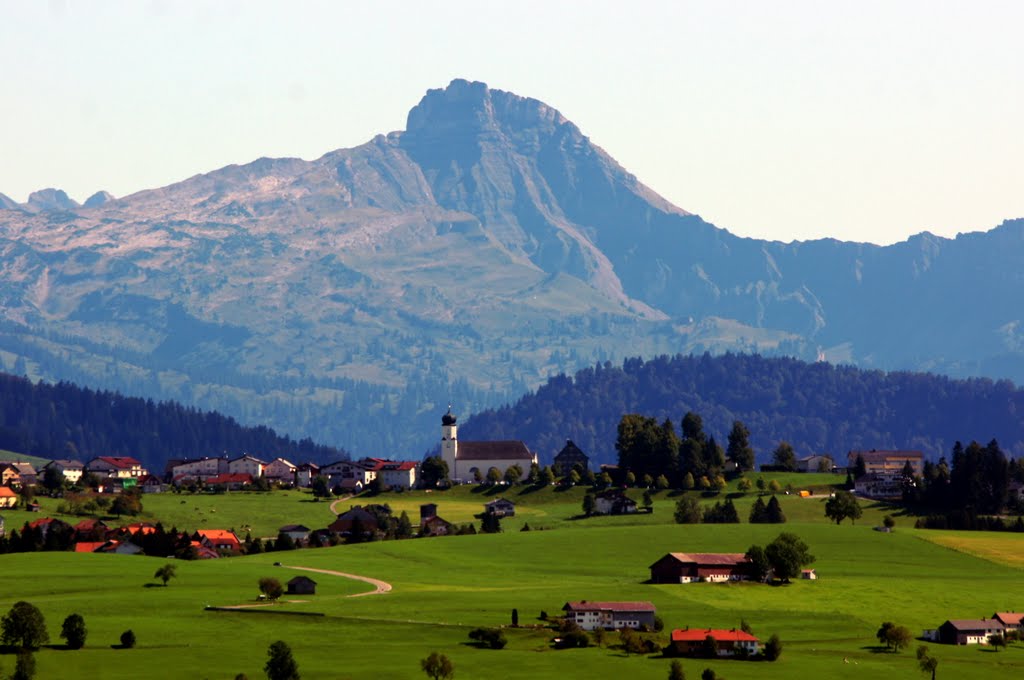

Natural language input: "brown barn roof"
[563,601,655,613]
[654,552,749,568]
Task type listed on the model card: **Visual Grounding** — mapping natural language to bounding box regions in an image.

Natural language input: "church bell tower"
[441,406,458,476]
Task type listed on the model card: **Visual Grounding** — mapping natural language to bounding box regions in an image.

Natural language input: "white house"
[379,461,419,489]
[264,458,297,484]
[228,455,267,478]
[42,459,84,483]
[561,601,657,631]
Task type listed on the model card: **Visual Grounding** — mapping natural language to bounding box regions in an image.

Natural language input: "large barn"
[649,553,751,583]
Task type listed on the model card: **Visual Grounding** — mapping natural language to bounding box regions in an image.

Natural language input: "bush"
[60,613,87,649]
[762,634,781,661]
[468,627,507,650]
[120,629,136,649]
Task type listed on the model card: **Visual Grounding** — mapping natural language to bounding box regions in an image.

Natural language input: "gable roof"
[563,601,655,613]
[458,441,534,461]
[994,612,1024,626]
[554,440,589,462]
[485,498,515,507]
[91,456,142,469]
[671,628,759,643]
[279,524,310,532]
[381,460,418,471]
[74,541,107,553]
[944,619,1004,631]
[197,529,240,543]
[652,552,749,568]
[45,459,84,469]
[287,576,317,586]
[0,487,16,498]
[847,450,923,463]
[206,473,253,485]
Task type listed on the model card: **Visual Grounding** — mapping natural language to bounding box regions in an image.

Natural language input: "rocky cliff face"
[0,79,1022,455]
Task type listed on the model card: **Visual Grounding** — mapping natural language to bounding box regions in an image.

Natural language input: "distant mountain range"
[1,78,1022,456]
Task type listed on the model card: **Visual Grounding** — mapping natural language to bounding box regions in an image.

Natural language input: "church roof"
[458,441,534,461]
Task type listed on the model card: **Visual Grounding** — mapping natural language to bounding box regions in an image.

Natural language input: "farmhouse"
[204,472,254,490]
[86,456,145,479]
[0,461,37,486]
[797,454,833,473]
[854,473,904,499]
[439,408,538,483]
[0,463,21,486]
[328,506,379,536]
[993,612,1024,631]
[195,529,241,555]
[594,489,637,515]
[562,601,657,631]
[483,498,516,517]
[847,449,924,477]
[279,524,310,543]
[0,487,16,508]
[419,515,455,537]
[286,576,317,595]
[295,462,320,488]
[649,553,751,584]
[936,619,1004,645]
[378,460,419,489]
[671,628,760,656]
[553,440,590,473]
[228,455,267,478]
[42,459,84,483]
[264,458,297,484]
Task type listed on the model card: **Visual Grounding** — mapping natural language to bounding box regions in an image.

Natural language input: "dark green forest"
[0,373,348,470]
[460,353,1024,466]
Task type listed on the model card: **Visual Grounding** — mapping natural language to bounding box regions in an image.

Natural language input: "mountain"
[459,353,1024,466]
[0,78,1022,457]
[83,190,115,208]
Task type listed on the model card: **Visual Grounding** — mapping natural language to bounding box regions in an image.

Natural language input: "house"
[195,529,241,554]
[379,460,419,489]
[264,458,297,484]
[801,569,818,580]
[336,478,364,494]
[439,408,538,482]
[228,455,267,478]
[937,619,1004,645]
[671,628,760,656]
[74,541,107,553]
[993,612,1024,632]
[854,473,904,499]
[0,461,37,486]
[0,487,17,508]
[847,449,924,477]
[205,472,253,490]
[74,518,109,541]
[86,456,146,479]
[561,601,657,631]
[286,576,317,595]
[419,515,455,537]
[594,489,637,515]
[483,498,516,517]
[553,440,590,473]
[649,553,751,584]
[278,524,310,543]
[139,474,166,493]
[42,459,84,483]
[295,463,320,488]
[328,505,379,536]
[170,457,230,483]
[797,454,834,473]
[0,463,20,486]
[322,458,383,486]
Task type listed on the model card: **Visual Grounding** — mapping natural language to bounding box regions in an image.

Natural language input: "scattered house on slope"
[854,473,905,499]
[797,454,834,473]
[295,462,320,488]
[0,462,37,487]
[483,498,516,517]
[594,489,637,515]
[420,503,438,521]
[170,457,230,483]
[993,612,1024,632]
[0,487,17,508]
[195,529,241,555]
[86,456,145,479]
[420,515,455,537]
[139,474,166,493]
[278,524,311,543]
[801,569,818,580]
[74,541,107,553]
[264,458,297,484]
[649,553,751,584]
[935,619,1005,645]
[42,459,84,484]
[228,455,267,479]
[379,460,419,489]
[286,576,317,595]
[671,628,760,656]
[439,408,538,482]
[74,518,109,542]
[328,506,379,536]
[562,601,657,631]
[553,440,590,473]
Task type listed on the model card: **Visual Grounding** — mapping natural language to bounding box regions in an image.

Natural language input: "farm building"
[553,440,590,473]
[935,619,1005,645]
[287,576,317,595]
[483,498,516,517]
[594,489,637,515]
[562,601,656,631]
[671,628,760,656]
[993,612,1024,631]
[649,553,751,583]
[0,487,16,508]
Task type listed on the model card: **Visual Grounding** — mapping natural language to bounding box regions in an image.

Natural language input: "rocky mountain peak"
[83,190,115,208]
[26,188,79,212]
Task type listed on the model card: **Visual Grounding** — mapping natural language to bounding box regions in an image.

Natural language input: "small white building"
[264,458,297,484]
[228,455,267,479]
[379,461,419,489]
[562,601,657,631]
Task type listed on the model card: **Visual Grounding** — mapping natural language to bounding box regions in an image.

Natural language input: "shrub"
[120,629,136,649]
[468,627,507,649]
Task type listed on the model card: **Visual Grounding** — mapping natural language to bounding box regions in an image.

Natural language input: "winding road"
[281,564,392,596]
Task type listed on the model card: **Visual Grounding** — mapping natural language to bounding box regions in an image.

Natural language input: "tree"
[420,456,449,488]
[767,479,781,493]
[668,659,686,680]
[154,563,177,587]
[745,545,771,582]
[886,625,913,652]
[42,466,65,494]
[396,511,414,539]
[772,442,797,471]
[259,577,284,601]
[700,669,716,680]
[883,515,896,530]
[764,532,814,582]
[60,613,87,649]
[468,627,507,649]
[480,513,502,534]
[1,601,49,649]
[625,471,636,487]
[540,466,555,486]
[486,467,502,485]
[120,629,136,648]
[756,477,767,494]
[765,495,786,523]
[749,497,767,523]
[12,650,35,680]
[701,634,719,658]
[643,489,653,510]
[420,651,454,680]
[511,608,519,627]
[824,490,863,525]
[917,645,938,680]
[674,496,702,524]
[763,633,782,661]
[264,640,300,680]
[310,475,330,498]
[727,420,755,471]
[504,465,523,486]
[737,478,752,493]
[583,493,596,517]
[990,633,1006,652]
[854,454,867,479]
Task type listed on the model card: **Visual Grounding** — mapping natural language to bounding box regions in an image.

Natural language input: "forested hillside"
[460,353,1024,466]
[0,373,348,470]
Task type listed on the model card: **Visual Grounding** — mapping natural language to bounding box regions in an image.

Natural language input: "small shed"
[801,569,817,580]
[286,576,317,595]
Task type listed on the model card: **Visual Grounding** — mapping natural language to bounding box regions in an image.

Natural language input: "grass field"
[3,475,1023,679]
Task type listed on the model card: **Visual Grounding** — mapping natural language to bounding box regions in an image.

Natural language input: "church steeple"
[441,405,458,474]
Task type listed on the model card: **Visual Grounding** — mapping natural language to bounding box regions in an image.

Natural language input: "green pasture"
[3,477,1024,679]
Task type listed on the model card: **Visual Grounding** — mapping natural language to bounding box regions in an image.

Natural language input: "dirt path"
[281,564,392,597]
[329,495,354,515]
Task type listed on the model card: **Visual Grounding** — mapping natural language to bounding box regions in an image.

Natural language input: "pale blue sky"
[2,1,1022,244]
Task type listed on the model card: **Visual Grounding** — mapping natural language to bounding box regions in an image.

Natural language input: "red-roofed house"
[994,612,1024,632]
[195,529,241,554]
[379,460,419,489]
[562,601,657,631]
[86,456,146,479]
[206,473,253,490]
[74,541,107,553]
[649,553,751,584]
[671,628,760,656]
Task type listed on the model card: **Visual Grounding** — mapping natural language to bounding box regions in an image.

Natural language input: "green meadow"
[3,477,1024,679]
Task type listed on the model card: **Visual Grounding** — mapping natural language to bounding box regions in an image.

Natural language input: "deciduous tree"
[154,564,177,586]
[420,651,454,680]
[60,613,87,649]
[264,640,300,680]
[259,577,284,601]
[1,601,49,649]
[824,491,863,525]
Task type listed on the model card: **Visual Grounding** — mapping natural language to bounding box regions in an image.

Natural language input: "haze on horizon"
[2,0,1022,246]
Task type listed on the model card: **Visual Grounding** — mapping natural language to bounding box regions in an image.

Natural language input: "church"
[440,408,538,482]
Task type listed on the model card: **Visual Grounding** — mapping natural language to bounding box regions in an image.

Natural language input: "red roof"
[382,461,418,471]
[0,487,16,498]
[563,601,656,613]
[995,612,1024,626]
[672,629,759,643]
[96,456,142,468]
[206,473,253,485]
[197,529,240,544]
[74,542,106,553]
